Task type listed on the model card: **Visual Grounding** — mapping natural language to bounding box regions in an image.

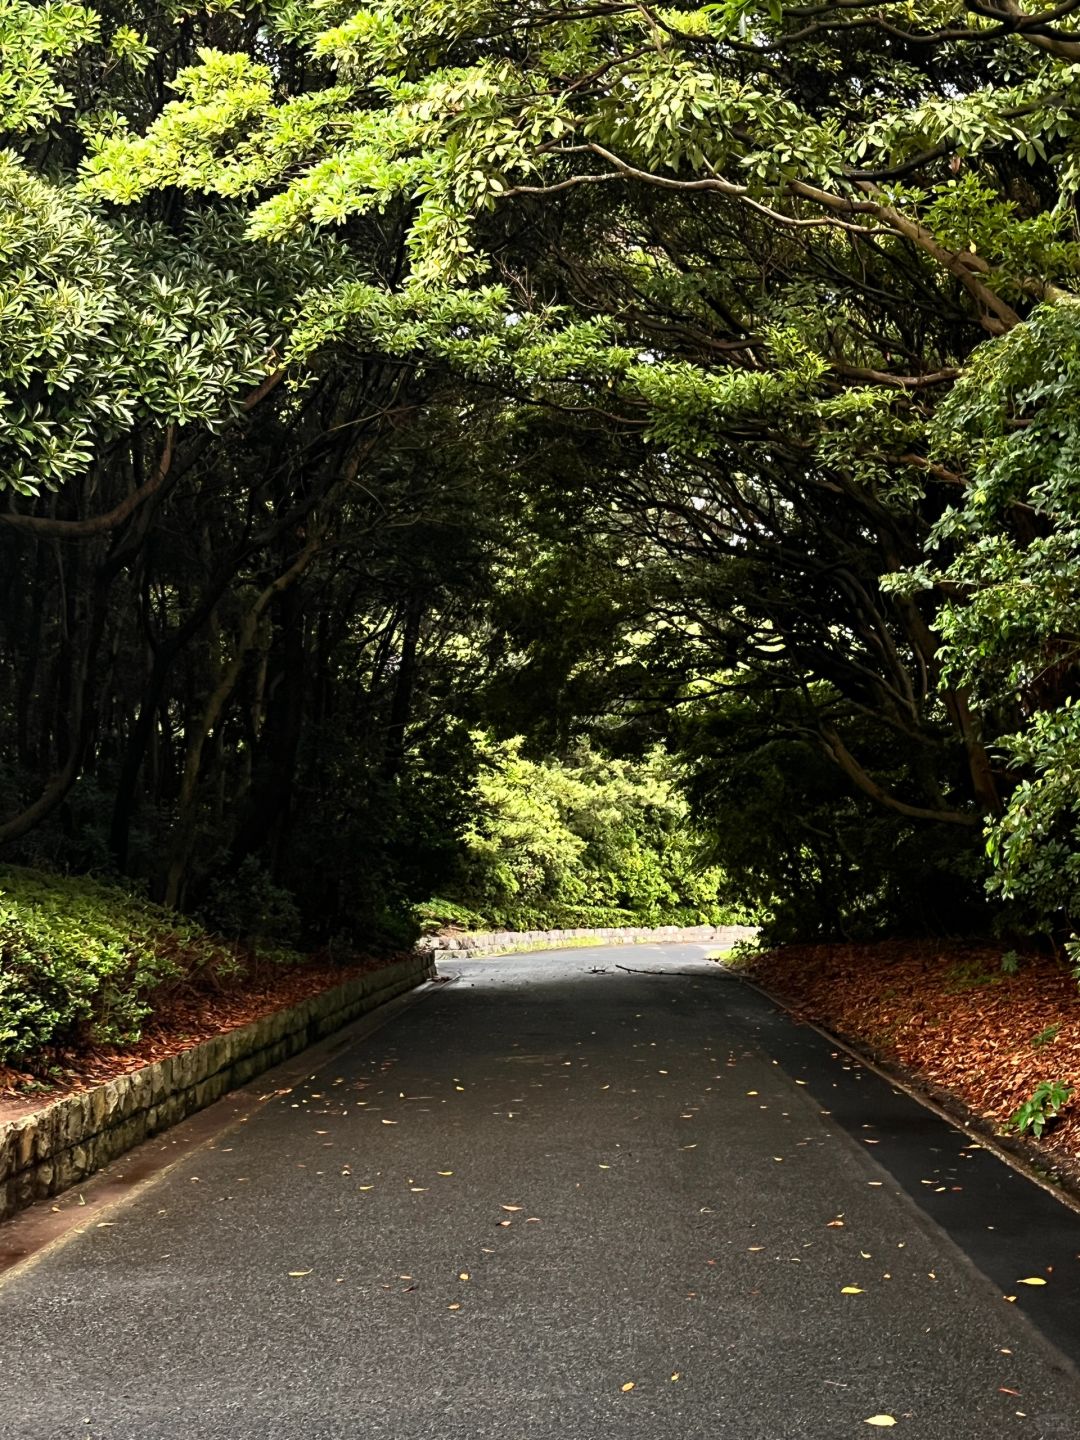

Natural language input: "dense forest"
[4,0,1080,961]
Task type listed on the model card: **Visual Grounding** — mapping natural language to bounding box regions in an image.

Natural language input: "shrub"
[432,736,742,931]
[1007,1080,1073,1138]
[0,865,302,1064]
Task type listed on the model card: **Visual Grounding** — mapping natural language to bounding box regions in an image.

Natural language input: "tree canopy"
[4,0,1080,945]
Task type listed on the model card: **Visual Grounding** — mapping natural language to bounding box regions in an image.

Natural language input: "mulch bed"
[745,939,1080,1162]
[0,952,407,1125]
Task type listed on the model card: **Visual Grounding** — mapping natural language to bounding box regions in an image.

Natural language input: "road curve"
[2,945,1080,1439]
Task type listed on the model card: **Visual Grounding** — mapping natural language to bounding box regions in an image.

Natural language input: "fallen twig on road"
[614,964,705,977]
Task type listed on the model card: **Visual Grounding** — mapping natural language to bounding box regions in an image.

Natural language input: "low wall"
[417,922,755,959]
[0,952,434,1223]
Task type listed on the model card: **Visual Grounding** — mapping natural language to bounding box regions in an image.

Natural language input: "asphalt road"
[4,946,1080,1440]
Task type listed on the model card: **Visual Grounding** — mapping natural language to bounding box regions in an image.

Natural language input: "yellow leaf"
[501,1204,523,1211]
[358,1185,374,1191]
[621,1382,635,1393]
[288,1270,312,1278]
[1018,1277,1047,1286]
[841,1286,864,1295]
[864,1417,896,1428]
[670,1373,681,1382]
[437,1170,453,1176]
[448,1303,461,1311]
[458,1272,470,1281]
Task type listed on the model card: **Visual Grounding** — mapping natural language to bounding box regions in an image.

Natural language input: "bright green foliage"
[0,0,100,135]
[0,865,300,1062]
[0,157,278,494]
[898,302,1080,938]
[1007,1079,1073,1138]
[442,736,737,930]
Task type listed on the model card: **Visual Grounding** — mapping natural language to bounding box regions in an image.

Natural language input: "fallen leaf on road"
[841,1286,865,1295]
[381,1120,398,1125]
[288,1270,312,1278]
[448,1303,461,1311]
[671,1373,681,1382]
[359,1185,374,1191]
[999,1388,1021,1396]
[621,1382,635,1392]
[863,1417,896,1428]
[826,1219,845,1228]
[1018,1277,1047,1286]
[437,1170,453,1176]
[458,1272,470,1281]
[501,1204,523,1212]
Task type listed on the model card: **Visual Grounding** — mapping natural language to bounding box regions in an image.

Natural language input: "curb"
[418,922,756,959]
[0,952,434,1223]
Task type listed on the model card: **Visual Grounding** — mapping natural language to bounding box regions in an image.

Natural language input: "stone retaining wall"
[0,952,434,1223]
[417,922,755,959]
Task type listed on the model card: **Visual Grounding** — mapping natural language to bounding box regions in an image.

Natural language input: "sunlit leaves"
[0,0,99,136]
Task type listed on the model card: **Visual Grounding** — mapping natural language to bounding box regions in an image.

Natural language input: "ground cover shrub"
[0,866,304,1064]
[1007,1081,1074,1139]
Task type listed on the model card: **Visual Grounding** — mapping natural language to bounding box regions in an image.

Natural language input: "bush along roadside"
[0,865,343,1092]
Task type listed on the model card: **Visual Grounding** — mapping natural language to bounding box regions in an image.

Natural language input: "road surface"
[3,946,1080,1439]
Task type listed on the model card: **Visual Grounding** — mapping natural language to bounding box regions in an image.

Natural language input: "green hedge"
[0,866,303,1065]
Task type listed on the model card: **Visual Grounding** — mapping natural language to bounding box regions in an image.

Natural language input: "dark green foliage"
[678,689,989,943]
[1031,1024,1061,1050]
